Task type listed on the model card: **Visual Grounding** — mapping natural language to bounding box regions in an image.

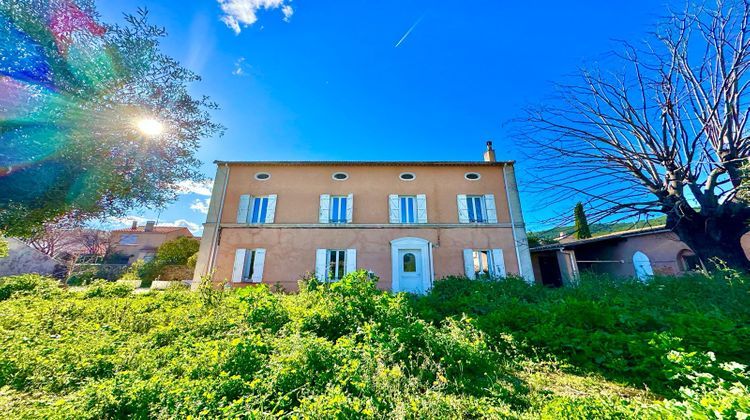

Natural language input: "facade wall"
[574,232,692,277]
[195,162,535,290]
[214,226,520,291]
[219,165,514,225]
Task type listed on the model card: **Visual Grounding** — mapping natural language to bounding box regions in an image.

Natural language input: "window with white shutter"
[490,249,505,277]
[232,248,266,283]
[238,195,276,224]
[416,194,428,223]
[322,195,352,224]
[457,195,470,223]
[315,248,356,281]
[237,195,251,223]
[319,195,330,223]
[484,194,498,223]
[390,194,427,224]
[458,195,495,223]
[462,249,505,280]
[388,195,400,223]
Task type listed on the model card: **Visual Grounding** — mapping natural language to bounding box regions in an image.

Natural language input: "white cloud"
[217,0,294,34]
[233,57,251,76]
[191,198,211,214]
[175,179,213,196]
[173,219,203,235]
[281,4,294,22]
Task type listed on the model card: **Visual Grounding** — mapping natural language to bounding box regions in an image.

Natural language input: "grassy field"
[0,270,748,418]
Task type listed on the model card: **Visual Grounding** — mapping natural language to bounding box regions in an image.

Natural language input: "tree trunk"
[669,209,750,272]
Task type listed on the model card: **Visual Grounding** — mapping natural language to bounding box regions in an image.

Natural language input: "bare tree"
[521,0,750,270]
[79,230,111,256]
[25,218,78,258]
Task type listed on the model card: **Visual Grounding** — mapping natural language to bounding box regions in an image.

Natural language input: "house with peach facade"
[111,221,194,264]
[192,142,535,293]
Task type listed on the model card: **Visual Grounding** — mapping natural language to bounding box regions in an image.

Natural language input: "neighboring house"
[193,142,535,293]
[111,221,194,264]
[0,237,65,278]
[530,226,750,286]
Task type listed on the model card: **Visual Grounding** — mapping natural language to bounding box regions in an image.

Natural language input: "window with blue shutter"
[250,197,269,223]
[330,196,348,223]
[466,195,485,222]
[400,196,416,223]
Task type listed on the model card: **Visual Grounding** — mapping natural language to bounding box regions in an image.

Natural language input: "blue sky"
[96,0,680,234]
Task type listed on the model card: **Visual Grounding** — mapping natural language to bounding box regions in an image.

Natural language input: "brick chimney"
[145,221,156,232]
[131,220,138,230]
[483,140,496,162]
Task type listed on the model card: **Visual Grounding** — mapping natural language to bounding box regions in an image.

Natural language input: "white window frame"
[232,248,266,283]
[400,196,416,223]
[237,194,277,224]
[457,194,497,224]
[315,248,356,281]
[389,194,427,224]
[466,195,486,223]
[324,194,353,224]
[463,248,505,279]
[119,234,138,245]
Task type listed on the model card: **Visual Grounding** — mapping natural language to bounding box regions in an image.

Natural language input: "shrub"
[1,271,748,418]
[0,274,60,300]
[186,252,198,269]
[66,268,98,286]
[82,280,134,298]
[139,237,200,281]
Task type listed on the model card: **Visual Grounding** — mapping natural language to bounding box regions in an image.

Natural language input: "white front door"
[398,249,423,294]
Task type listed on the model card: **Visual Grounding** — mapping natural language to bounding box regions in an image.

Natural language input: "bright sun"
[136,118,164,136]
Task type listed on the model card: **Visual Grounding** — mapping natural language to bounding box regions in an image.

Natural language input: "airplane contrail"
[394,16,424,48]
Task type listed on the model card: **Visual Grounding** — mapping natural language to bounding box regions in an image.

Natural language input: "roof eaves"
[213,160,515,167]
[530,226,671,252]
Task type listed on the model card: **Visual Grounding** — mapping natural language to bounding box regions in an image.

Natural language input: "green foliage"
[0,274,61,301]
[1,270,748,418]
[0,2,223,236]
[573,202,592,239]
[138,237,199,281]
[0,236,7,258]
[413,272,750,397]
[186,251,198,269]
[118,259,144,282]
[82,280,135,298]
[532,215,668,241]
[152,237,200,266]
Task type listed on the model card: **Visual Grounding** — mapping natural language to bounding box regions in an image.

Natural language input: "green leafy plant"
[1,270,748,418]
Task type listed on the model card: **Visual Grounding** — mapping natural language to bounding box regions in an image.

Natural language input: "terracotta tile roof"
[111,226,193,235]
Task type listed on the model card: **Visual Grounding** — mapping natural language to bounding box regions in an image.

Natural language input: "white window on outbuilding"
[633,251,654,281]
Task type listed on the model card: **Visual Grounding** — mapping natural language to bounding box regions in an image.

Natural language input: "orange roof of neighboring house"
[111,226,193,236]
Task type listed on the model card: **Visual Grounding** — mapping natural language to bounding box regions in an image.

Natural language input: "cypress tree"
[574,202,592,239]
